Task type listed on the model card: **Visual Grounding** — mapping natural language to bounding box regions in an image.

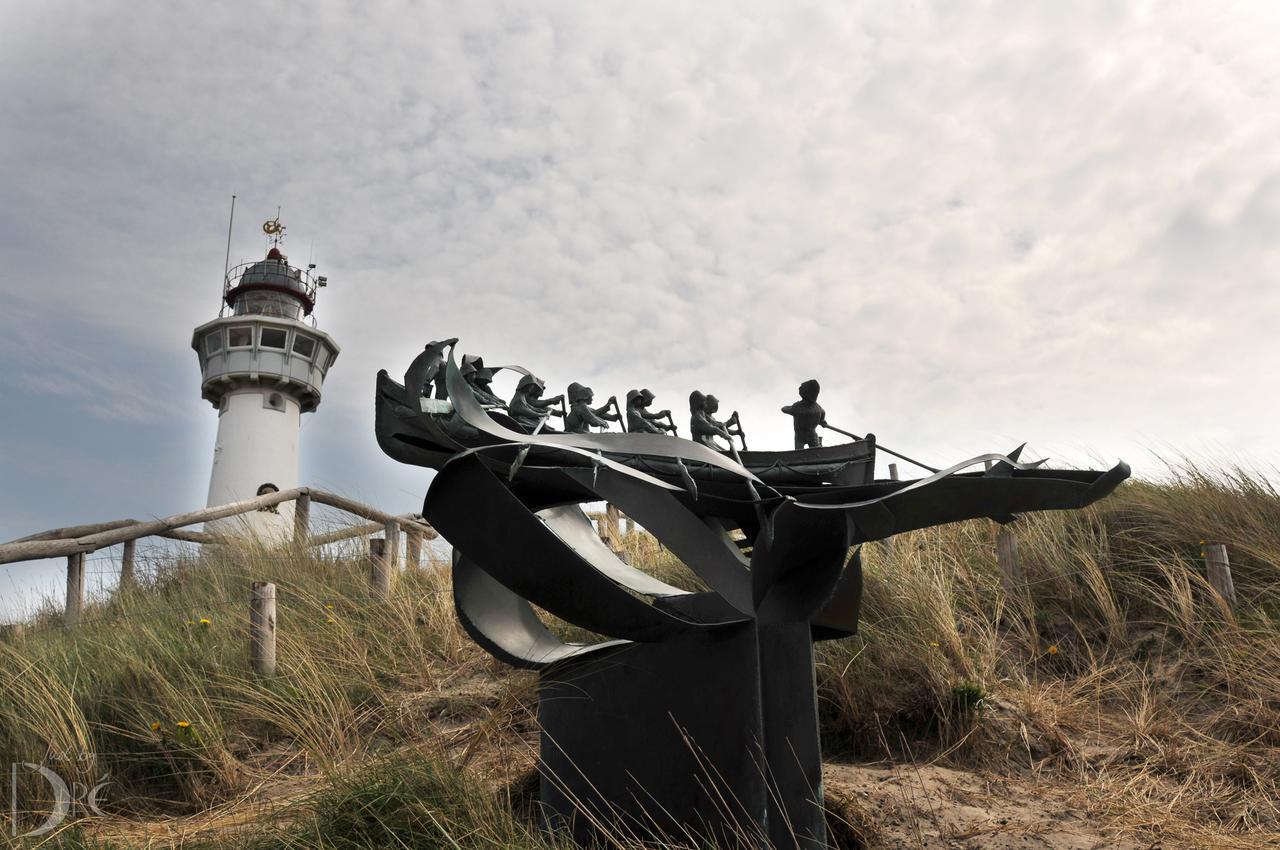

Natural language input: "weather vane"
[262,207,285,245]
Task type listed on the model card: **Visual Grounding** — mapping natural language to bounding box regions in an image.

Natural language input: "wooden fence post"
[368,538,391,600]
[996,525,1024,595]
[119,539,136,589]
[250,581,277,676]
[65,553,85,626]
[406,528,422,570]
[1204,543,1236,607]
[888,463,899,481]
[383,521,401,572]
[605,504,620,544]
[293,491,311,545]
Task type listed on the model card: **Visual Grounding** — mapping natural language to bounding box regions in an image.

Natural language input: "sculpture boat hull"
[375,370,875,489]
[375,367,1129,537]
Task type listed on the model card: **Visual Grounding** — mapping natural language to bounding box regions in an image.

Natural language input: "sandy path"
[825,762,1148,850]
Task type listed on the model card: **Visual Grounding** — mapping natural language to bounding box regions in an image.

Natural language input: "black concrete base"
[538,621,825,849]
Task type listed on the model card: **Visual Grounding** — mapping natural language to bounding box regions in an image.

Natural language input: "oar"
[675,458,698,500]
[726,439,745,467]
[509,412,551,480]
[720,434,771,541]
[611,396,627,432]
[664,411,679,436]
[821,422,939,474]
[728,410,748,451]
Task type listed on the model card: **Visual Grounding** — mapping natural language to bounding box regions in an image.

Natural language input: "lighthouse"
[191,216,340,540]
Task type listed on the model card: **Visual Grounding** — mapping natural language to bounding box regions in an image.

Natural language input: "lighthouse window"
[315,347,330,370]
[204,331,223,355]
[228,326,253,348]
[260,327,288,349]
[292,335,316,359]
[235,291,302,320]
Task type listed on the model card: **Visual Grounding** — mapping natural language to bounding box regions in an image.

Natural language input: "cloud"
[0,302,188,425]
[2,1,1280,614]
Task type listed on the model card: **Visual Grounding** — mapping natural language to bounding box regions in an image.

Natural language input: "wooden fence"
[0,487,439,627]
[1,480,1242,670]
[971,458,1236,610]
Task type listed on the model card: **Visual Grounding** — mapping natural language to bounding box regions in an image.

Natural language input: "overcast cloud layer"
[2,1,1278,618]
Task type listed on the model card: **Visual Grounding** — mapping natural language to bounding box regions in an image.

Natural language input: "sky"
[2,1,1279,619]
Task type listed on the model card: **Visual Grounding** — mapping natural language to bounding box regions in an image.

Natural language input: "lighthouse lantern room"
[191,216,340,540]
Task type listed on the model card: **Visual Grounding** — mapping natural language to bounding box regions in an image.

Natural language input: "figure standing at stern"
[782,379,827,450]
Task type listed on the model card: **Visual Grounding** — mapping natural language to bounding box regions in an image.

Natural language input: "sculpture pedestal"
[538,621,825,849]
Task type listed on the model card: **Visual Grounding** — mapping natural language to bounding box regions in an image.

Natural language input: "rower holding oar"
[565,382,621,433]
[462,355,507,409]
[705,394,746,451]
[626,389,677,435]
[689,390,732,450]
[509,374,565,432]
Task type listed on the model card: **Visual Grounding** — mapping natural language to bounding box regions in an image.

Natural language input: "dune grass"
[816,461,1280,846]
[2,459,1278,848]
[0,539,489,824]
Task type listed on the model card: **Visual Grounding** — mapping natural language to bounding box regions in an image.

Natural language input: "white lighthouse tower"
[191,216,340,540]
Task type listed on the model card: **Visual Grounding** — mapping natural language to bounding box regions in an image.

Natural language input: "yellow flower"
[185,620,195,626]
[929,641,940,648]
[325,604,334,610]
[150,722,161,731]
[1047,645,1059,655]
[327,618,337,624]
[176,721,191,729]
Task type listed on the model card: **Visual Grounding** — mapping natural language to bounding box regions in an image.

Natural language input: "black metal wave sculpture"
[375,344,1129,849]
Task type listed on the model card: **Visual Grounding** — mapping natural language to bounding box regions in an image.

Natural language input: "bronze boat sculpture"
[377,370,876,491]
[375,341,1129,849]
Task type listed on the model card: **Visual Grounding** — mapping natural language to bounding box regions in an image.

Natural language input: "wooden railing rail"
[0,488,304,565]
[0,488,436,567]
[7,519,142,545]
[305,513,425,547]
